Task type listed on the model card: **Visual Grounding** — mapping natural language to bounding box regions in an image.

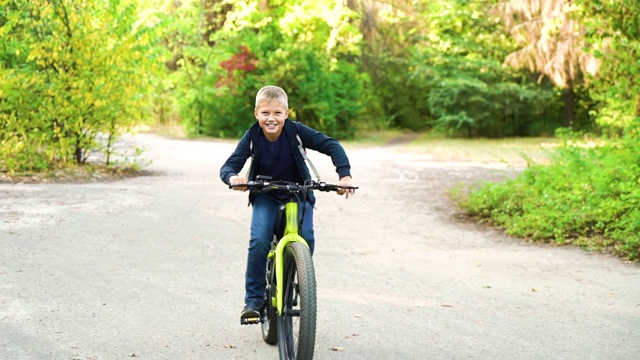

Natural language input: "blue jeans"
[244,194,315,307]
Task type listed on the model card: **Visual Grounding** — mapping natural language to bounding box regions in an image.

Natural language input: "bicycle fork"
[270,201,310,316]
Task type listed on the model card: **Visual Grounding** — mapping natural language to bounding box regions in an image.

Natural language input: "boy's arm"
[220,132,251,185]
[296,122,351,179]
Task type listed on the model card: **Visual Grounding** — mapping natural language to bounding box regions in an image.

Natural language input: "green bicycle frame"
[267,200,310,315]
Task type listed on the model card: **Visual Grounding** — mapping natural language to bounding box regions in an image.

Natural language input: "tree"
[345,0,430,130]
[495,0,597,127]
[0,0,165,173]
[576,0,640,133]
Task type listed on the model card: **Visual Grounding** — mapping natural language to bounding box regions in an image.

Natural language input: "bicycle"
[230,176,358,360]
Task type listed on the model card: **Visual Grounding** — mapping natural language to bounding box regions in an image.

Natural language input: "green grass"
[408,133,559,166]
[350,131,560,166]
[348,130,416,146]
[141,123,187,139]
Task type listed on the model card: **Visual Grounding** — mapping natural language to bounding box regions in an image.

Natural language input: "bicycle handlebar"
[229,179,358,193]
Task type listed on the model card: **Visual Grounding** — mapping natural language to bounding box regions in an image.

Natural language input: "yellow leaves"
[26,47,45,62]
[38,3,55,19]
[2,0,163,169]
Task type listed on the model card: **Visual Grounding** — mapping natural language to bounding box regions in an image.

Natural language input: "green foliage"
[0,0,164,174]
[161,0,612,139]
[166,0,365,139]
[362,0,565,137]
[357,1,432,131]
[423,69,559,137]
[420,0,572,137]
[576,0,640,133]
[368,52,430,131]
[457,128,640,260]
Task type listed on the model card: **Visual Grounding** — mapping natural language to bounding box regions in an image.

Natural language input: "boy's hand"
[229,175,248,191]
[337,176,355,199]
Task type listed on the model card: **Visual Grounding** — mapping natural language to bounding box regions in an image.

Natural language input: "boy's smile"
[255,100,289,141]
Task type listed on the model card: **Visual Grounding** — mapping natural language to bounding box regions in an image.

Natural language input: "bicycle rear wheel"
[277,241,316,360]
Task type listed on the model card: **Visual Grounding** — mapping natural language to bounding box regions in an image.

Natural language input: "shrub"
[0,0,163,174]
[457,128,640,260]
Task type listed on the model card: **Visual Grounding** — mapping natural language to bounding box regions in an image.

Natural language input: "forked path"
[1,134,639,359]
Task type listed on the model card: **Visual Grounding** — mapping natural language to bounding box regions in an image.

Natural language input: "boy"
[220,85,355,320]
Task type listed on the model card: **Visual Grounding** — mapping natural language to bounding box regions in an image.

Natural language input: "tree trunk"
[202,0,234,46]
[562,87,575,128]
[345,0,376,69]
[74,144,83,164]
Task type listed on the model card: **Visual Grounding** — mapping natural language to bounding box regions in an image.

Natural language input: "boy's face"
[255,100,289,141]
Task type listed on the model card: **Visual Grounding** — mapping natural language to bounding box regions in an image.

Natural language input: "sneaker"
[240,304,260,320]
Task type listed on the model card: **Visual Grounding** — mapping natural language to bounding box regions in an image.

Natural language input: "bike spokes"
[281,259,300,357]
[277,242,316,360]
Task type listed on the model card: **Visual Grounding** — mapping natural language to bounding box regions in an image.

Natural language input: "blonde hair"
[255,85,288,109]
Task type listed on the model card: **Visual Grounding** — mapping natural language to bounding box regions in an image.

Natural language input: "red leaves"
[217,45,256,88]
[220,45,256,73]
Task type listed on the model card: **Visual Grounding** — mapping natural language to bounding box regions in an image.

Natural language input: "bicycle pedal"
[240,317,261,325]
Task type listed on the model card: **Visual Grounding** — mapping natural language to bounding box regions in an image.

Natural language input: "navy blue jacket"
[220,119,352,205]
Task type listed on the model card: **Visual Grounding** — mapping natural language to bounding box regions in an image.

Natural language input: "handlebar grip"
[316,184,359,192]
[229,181,258,189]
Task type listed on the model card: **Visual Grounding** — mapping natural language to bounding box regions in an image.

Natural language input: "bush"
[457,128,640,260]
[0,0,163,174]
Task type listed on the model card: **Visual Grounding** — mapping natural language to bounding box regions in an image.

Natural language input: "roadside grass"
[350,130,559,167]
[141,122,187,139]
[405,133,558,166]
[348,129,416,146]
[0,162,146,183]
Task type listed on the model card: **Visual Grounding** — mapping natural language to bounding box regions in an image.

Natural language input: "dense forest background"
[3,0,639,162]
[1,0,639,259]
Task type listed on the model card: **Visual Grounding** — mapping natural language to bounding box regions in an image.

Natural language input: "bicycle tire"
[262,259,278,344]
[277,241,316,360]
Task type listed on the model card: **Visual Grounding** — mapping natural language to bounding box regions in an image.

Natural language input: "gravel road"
[1,133,639,360]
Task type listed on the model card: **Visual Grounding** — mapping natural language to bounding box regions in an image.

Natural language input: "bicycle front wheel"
[277,241,316,360]
[262,258,278,345]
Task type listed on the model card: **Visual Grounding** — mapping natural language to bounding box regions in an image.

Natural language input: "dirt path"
[1,134,639,359]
